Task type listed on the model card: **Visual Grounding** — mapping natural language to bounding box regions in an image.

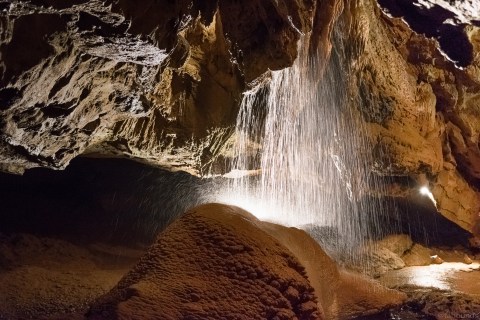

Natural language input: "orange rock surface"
[87,203,406,319]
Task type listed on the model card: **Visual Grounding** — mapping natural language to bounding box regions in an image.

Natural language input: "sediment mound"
[87,204,322,319]
[87,203,405,319]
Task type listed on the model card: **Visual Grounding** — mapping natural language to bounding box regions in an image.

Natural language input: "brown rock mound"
[87,203,406,319]
[87,203,322,319]
[254,220,406,319]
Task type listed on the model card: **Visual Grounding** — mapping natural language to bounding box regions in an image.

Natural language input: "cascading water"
[212,26,392,266]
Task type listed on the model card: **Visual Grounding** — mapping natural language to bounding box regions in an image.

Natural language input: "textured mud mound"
[87,204,322,319]
[87,203,406,319]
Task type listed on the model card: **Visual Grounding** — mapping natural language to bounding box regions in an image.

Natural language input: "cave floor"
[378,262,480,296]
[2,231,480,319]
[368,263,480,320]
[0,233,145,319]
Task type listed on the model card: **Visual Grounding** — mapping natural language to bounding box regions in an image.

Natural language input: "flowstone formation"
[87,204,406,320]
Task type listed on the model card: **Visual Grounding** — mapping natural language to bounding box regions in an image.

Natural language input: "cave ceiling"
[0,0,320,175]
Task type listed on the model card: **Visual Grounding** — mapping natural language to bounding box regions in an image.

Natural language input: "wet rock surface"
[345,0,480,236]
[346,232,479,278]
[355,244,480,319]
[362,287,480,320]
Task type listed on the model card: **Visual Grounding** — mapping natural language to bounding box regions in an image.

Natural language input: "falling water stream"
[212,28,391,266]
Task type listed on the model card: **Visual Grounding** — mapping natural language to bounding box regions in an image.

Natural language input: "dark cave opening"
[377,0,474,68]
[0,157,473,252]
[0,157,208,245]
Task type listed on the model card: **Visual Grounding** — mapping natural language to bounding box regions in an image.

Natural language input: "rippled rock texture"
[87,204,406,319]
[0,0,320,175]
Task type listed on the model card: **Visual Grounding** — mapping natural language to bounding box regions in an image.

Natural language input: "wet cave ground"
[0,158,479,319]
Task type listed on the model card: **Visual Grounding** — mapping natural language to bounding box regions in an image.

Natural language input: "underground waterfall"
[1,0,480,319]
[212,31,391,266]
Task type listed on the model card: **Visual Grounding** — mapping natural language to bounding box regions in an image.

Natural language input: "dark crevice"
[0,87,21,110]
[48,72,75,99]
[41,101,77,118]
[368,195,472,247]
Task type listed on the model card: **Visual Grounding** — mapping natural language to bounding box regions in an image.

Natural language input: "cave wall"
[345,0,480,236]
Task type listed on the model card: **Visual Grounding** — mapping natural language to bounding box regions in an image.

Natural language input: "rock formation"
[345,0,480,237]
[87,203,406,319]
[0,0,329,175]
[86,204,324,319]
[1,0,479,250]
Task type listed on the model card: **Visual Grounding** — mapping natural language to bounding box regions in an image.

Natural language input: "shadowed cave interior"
[1,0,480,319]
[0,158,478,319]
[0,157,472,247]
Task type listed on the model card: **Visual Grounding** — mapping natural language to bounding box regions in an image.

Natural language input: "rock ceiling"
[0,0,318,175]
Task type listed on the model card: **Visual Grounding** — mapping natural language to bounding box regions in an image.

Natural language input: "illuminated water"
[211,32,391,264]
